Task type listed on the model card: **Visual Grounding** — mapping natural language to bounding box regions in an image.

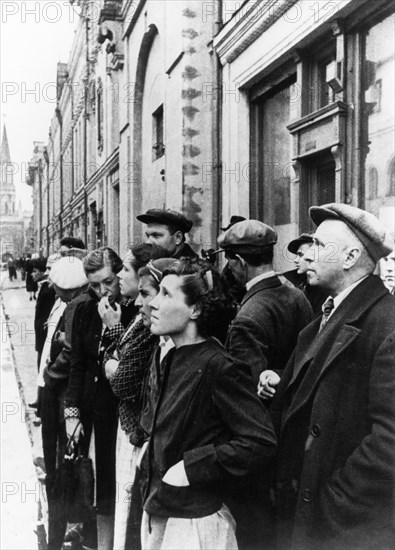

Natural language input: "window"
[152,104,164,160]
[363,13,395,211]
[307,40,336,113]
[251,76,295,225]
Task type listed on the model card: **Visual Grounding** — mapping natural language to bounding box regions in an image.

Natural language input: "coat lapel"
[284,275,387,420]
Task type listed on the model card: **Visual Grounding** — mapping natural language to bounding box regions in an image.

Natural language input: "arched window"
[367,166,378,199]
[387,158,395,196]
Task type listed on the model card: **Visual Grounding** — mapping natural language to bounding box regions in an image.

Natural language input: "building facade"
[214,0,395,271]
[29,0,394,267]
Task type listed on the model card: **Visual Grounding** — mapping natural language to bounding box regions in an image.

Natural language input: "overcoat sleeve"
[226,315,269,384]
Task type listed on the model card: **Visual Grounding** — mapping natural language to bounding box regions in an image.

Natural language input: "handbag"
[49,423,94,523]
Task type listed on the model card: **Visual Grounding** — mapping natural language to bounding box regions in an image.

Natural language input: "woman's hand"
[257,370,281,399]
[98,297,121,328]
[162,461,190,487]
[104,358,119,380]
[65,418,84,443]
[136,440,149,469]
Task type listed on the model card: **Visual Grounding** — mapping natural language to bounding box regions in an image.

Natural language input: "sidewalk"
[1,272,46,549]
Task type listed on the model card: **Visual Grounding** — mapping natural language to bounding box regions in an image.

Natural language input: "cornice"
[214,0,299,64]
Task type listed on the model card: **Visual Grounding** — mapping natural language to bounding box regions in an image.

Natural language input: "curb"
[0,293,48,549]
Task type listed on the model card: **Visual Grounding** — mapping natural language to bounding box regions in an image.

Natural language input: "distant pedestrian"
[25,254,38,300]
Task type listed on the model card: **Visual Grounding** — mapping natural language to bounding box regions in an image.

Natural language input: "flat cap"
[221,215,246,231]
[50,257,89,289]
[218,219,277,254]
[287,233,314,254]
[137,209,193,233]
[310,203,393,262]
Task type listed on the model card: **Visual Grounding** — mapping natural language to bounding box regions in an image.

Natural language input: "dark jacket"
[44,292,90,385]
[65,291,136,414]
[272,275,395,550]
[141,339,277,519]
[34,280,56,355]
[64,290,136,515]
[226,275,313,384]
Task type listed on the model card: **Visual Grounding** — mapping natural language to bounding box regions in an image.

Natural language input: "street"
[1,270,45,550]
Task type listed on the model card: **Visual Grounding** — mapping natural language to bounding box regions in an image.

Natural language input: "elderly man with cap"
[218,219,312,550]
[270,203,395,550]
[137,208,197,258]
[283,233,327,315]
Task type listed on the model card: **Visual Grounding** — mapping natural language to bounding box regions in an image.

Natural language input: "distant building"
[0,125,32,260]
[30,0,394,267]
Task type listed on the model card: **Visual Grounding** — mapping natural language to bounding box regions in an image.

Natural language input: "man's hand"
[65,418,83,443]
[257,370,281,399]
[162,461,190,487]
[98,297,121,328]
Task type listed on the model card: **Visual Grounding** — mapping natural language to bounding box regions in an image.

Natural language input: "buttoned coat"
[273,275,395,550]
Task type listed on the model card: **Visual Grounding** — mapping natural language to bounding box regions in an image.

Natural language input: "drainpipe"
[55,107,63,237]
[213,0,223,242]
[83,13,90,247]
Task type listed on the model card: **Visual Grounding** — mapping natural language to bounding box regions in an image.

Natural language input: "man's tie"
[319,296,334,332]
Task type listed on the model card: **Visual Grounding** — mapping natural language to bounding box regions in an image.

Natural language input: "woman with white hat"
[40,256,92,550]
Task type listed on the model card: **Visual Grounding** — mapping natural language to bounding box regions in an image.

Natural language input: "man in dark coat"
[137,208,197,258]
[271,203,395,550]
[218,220,313,385]
[217,219,313,550]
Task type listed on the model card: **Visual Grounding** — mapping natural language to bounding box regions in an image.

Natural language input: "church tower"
[0,124,16,216]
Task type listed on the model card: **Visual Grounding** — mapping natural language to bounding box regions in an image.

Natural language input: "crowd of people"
[26,204,394,550]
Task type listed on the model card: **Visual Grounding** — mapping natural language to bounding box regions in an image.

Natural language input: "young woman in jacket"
[139,258,278,550]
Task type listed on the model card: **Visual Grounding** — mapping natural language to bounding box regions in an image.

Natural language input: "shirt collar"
[328,276,369,317]
[246,271,276,292]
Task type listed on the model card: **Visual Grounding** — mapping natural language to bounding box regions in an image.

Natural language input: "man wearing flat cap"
[218,219,312,550]
[137,208,197,259]
[283,233,327,315]
[270,203,395,550]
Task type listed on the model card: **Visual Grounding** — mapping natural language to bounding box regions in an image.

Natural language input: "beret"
[137,209,193,233]
[310,203,393,262]
[218,219,277,254]
[287,233,314,254]
[221,215,246,231]
[50,257,89,289]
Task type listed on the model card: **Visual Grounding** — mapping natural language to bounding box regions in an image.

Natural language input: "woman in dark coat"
[25,254,38,300]
[139,258,277,550]
[64,247,136,550]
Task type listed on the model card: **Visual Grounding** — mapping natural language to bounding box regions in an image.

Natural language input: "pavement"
[1,271,46,549]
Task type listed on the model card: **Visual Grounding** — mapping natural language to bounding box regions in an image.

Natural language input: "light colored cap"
[310,203,393,262]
